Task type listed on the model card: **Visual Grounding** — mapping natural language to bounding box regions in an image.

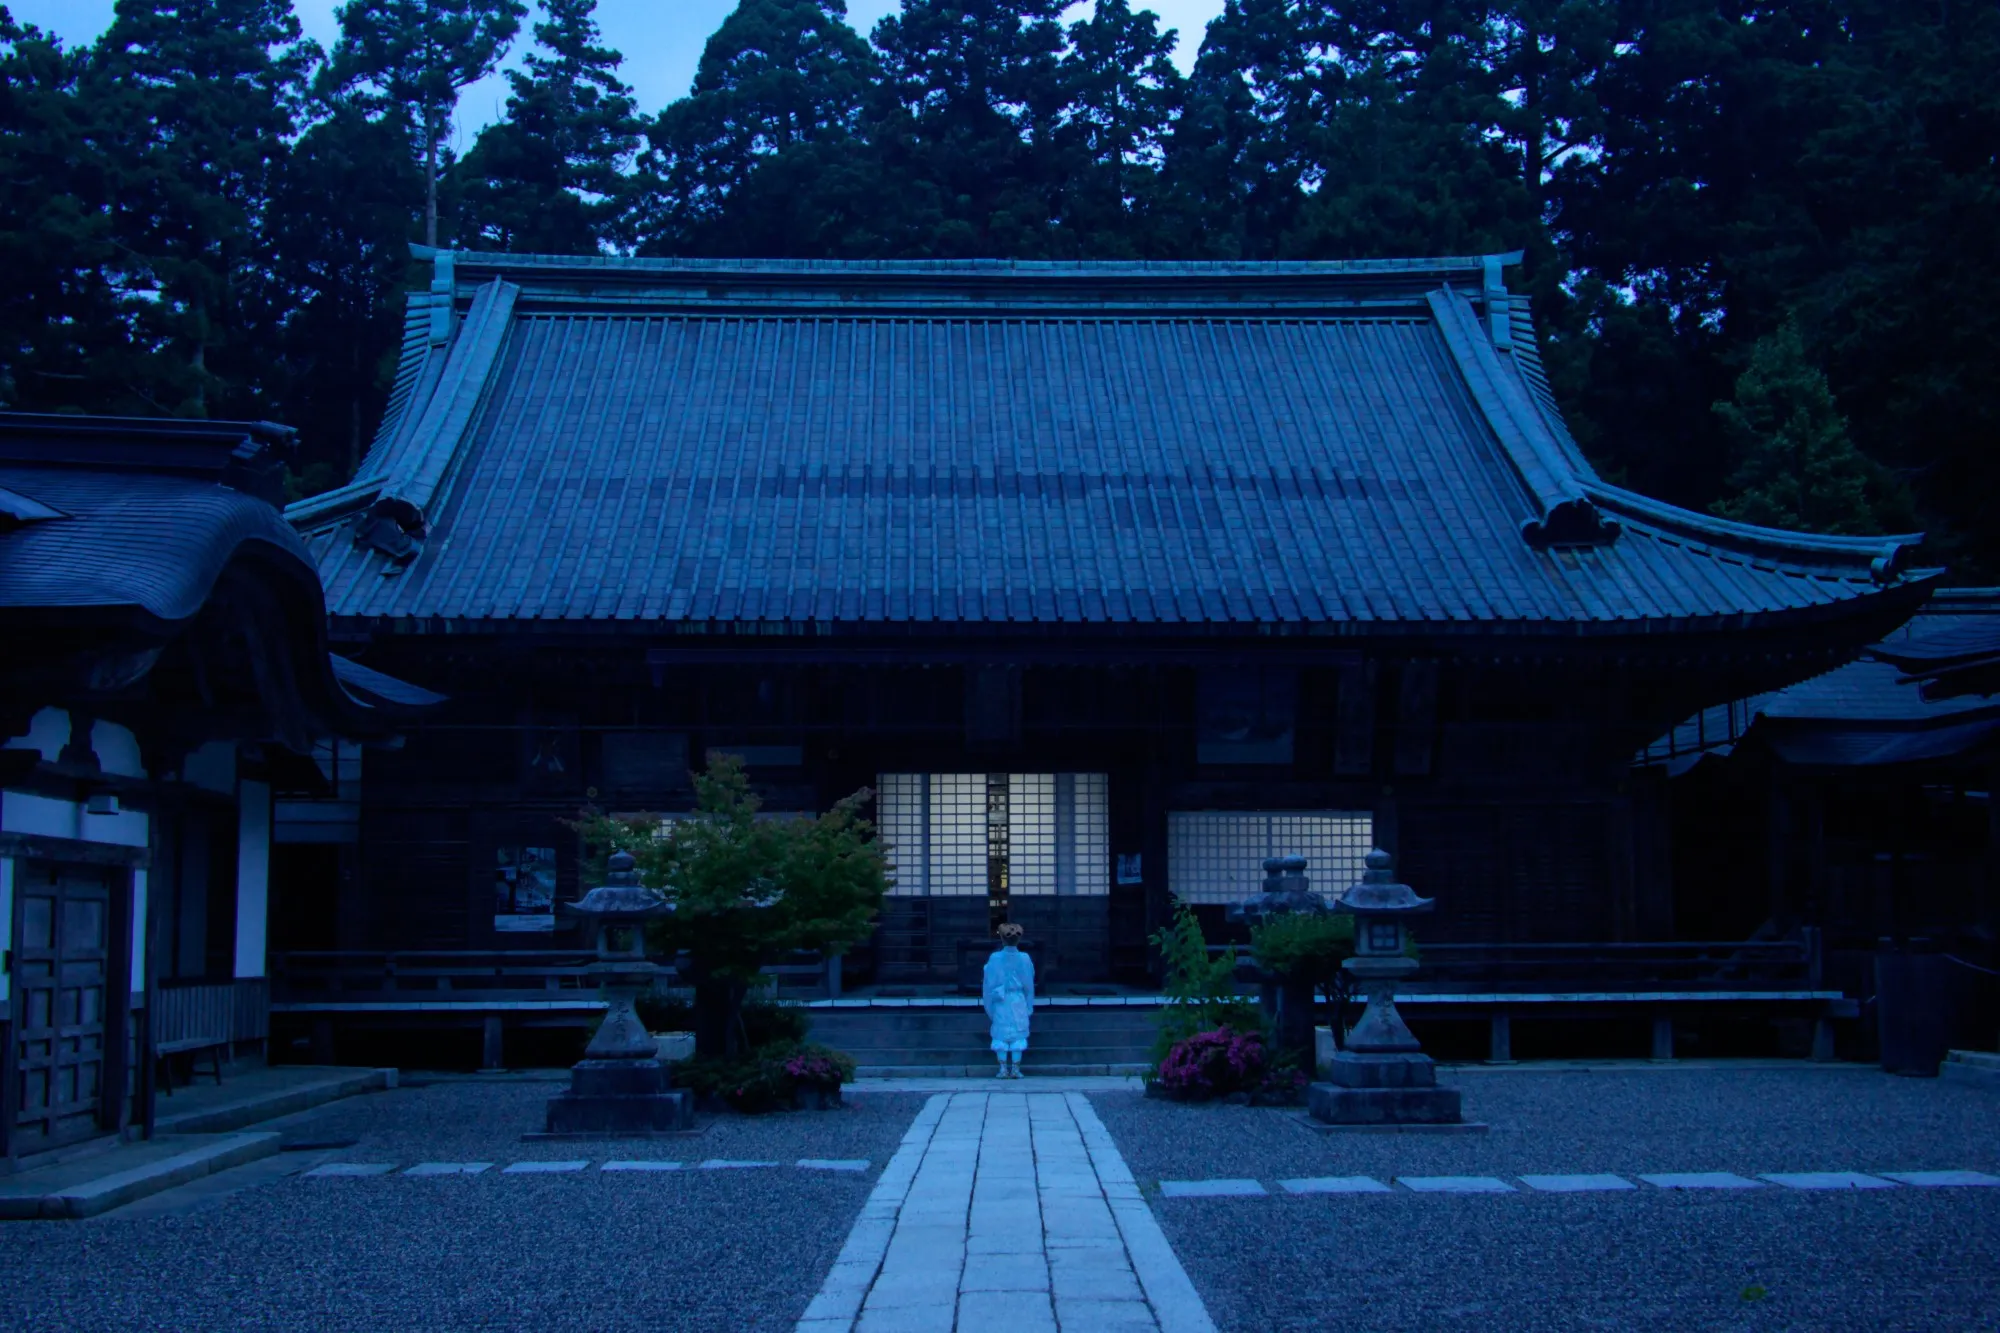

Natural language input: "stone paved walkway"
[797,1091,1214,1333]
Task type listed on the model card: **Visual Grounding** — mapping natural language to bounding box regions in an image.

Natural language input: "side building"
[281,252,1935,1019]
[0,414,437,1157]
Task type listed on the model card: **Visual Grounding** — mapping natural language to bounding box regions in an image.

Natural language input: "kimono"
[982,944,1035,1053]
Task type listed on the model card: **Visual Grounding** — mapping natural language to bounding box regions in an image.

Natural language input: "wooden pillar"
[1767,777,1794,930]
[1651,1014,1675,1061]
[481,1015,504,1071]
[1487,1011,1514,1064]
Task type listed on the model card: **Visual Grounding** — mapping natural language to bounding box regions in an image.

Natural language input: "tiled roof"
[293,253,1932,631]
[0,412,441,731]
[1639,590,2000,769]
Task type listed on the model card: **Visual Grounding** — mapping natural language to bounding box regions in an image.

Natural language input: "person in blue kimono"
[983,922,1035,1078]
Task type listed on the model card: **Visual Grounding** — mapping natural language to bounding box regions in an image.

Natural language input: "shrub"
[675,1039,856,1113]
[740,996,811,1049]
[1154,1027,1268,1100]
[677,1052,794,1114]
[1249,912,1353,985]
[1150,901,1263,1059]
[783,1043,856,1090]
[1152,1027,1309,1105]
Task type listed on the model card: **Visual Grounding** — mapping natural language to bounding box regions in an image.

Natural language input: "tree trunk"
[692,974,749,1059]
[425,108,440,249]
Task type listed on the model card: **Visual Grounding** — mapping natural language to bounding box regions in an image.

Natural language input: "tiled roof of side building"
[1638,590,2000,769]
[290,252,1934,631]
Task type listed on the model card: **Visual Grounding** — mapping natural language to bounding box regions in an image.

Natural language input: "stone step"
[0,1132,282,1220]
[856,1063,1151,1078]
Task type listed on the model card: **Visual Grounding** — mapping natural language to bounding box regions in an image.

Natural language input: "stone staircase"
[806,1004,1161,1077]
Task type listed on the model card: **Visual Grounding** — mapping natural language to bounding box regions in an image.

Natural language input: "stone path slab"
[403,1162,491,1176]
[301,1162,395,1178]
[1519,1174,1638,1193]
[1159,1180,1265,1198]
[501,1160,587,1174]
[1278,1177,1391,1195]
[1636,1173,1763,1190]
[1878,1170,2000,1187]
[1760,1172,1896,1190]
[1396,1176,1516,1194]
[796,1092,1215,1333]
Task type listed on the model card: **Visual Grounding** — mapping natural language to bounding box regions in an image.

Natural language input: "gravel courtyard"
[1091,1065,2000,1333]
[1,1067,1995,1333]
[0,1081,927,1333]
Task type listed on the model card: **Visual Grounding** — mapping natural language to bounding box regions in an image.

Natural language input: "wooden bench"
[153,982,234,1093]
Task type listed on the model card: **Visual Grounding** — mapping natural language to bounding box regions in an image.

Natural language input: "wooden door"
[13,862,116,1150]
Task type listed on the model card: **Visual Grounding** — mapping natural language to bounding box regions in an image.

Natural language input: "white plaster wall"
[91,719,146,778]
[4,707,68,761]
[235,780,271,979]
[131,869,147,995]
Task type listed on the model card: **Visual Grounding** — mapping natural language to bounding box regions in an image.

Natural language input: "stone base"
[1309,1082,1463,1126]
[542,1058,696,1135]
[1294,1114,1489,1135]
[1324,1049,1438,1088]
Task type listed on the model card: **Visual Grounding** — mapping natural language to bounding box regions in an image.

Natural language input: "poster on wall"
[495,845,558,932]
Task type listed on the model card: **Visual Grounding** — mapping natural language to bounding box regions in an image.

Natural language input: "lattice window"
[878,773,1108,897]
[1166,811,1374,906]
[930,774,988,897]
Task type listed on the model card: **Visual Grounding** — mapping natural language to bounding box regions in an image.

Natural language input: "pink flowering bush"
[1154,1026,1269,1100]
[783,1045,856,1090]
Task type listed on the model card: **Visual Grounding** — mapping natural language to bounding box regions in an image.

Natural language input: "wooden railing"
[272,951,602,1003]
[154,981,236,1047]
[270,950,844,1005]
[1211,935,1820,992]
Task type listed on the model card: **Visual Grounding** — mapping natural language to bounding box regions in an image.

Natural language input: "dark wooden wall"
[316,639,1721,979]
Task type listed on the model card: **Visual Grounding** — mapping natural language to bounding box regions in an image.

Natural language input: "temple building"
[280,250,1935,1004]
[0,414,437,1156]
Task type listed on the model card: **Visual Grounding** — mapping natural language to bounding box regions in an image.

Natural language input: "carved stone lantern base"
[1309,1052,1464,1125]
[542,1058,694,1136]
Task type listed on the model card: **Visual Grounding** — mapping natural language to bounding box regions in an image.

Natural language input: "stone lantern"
[541,850,694,1135]
[1308,849,1464,1126]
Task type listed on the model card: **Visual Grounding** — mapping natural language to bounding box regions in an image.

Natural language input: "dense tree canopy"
[3,0,1996,576]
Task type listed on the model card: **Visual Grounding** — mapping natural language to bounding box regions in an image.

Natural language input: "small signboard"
[1116,853,1143,886]
[495,844,558,932]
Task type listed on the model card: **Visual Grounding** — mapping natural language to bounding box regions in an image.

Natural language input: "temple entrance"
[11,861,120,1151]
[873,773,1111,982]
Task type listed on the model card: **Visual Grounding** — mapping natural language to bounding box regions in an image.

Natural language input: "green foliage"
[571,753,888,981]
[570,753,886,1058]
[455,0,641,253]
[1710,321,1911,536]
[318,0,528,245]
[1149,901,1262,1058]
[1249,912,1354,987]
[10,0,2000,579]
[675,1040,855,1113]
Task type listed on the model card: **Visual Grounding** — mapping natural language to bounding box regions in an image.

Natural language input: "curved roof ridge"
[423,247,1525,279]
[1584,480,1925,581]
